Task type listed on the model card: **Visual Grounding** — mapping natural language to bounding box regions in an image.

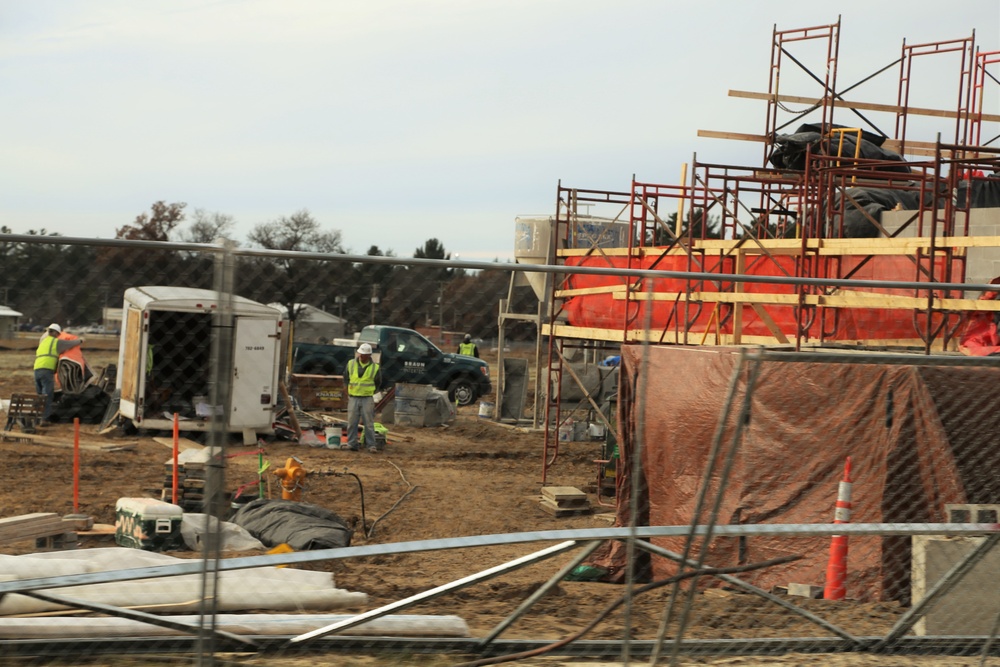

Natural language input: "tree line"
[0,201,539,341]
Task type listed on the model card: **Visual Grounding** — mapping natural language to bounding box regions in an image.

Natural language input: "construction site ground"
[0,345,981,666]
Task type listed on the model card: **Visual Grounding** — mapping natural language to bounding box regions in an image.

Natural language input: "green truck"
[292,325,491,406]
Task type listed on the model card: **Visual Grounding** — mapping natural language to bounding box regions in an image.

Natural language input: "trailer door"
[231,317,280,428]
[118,306,148,422]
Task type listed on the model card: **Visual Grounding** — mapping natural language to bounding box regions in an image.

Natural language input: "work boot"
[340,443,358,451]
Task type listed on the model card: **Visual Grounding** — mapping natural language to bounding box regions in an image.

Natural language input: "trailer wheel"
[447,378,476,407]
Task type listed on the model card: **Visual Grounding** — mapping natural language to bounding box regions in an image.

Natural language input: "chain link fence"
[1,234,999,666]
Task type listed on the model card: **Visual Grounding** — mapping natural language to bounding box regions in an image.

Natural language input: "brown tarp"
[595,345,1000,602]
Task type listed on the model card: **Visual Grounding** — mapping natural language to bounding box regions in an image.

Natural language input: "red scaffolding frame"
[538,22,1000,483]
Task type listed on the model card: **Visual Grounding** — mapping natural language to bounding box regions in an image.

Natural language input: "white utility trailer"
[116,286,283,444]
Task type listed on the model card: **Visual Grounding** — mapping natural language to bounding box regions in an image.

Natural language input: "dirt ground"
[0,344,990,666]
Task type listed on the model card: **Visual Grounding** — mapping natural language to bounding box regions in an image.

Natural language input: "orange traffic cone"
[824,456,852,600]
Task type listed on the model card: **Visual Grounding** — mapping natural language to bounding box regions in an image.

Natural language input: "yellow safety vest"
[459,342,476,356]
[347,360,379,397]
[34,336,60,371]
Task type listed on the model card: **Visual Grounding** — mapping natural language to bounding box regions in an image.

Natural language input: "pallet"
[539,486,593,517]
[538,498,594,517]
[3,393,45,432]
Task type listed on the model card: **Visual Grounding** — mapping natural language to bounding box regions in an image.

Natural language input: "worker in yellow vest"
[457,334,479,358]
[341,342,383,452]
[33,323,82,425]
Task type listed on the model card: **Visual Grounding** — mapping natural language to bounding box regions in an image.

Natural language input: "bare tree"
[179,209,237,244]
[244,210,346,325]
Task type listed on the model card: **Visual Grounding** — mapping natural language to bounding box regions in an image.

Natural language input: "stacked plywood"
[539,486,592,517]
[161,462,205,512]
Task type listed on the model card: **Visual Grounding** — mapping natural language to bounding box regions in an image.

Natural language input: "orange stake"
[172,413,179,505]
[73,418,80,513]
[824,456,853,600]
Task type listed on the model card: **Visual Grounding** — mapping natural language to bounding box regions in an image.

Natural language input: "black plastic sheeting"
[769,123,911,173]
[958,175,1000,208]
[230,498,354,550]
[833,186,925,238]
[51,385,110,423]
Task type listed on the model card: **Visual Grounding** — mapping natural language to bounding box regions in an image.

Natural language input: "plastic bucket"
[557,421,573,442]
[324,426,342,449]
[478,401,495,419]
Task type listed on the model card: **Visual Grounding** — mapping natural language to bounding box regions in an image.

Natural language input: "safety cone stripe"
[825,456,852,601]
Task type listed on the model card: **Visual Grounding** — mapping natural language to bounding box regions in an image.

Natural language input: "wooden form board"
[152,436,205,452]
[0,513,78,544]
[557,236,1000,259]
[541,323,946,351]
[0,431,136,452]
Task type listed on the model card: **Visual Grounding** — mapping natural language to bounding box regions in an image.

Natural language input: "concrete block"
[946,504,1000,524]
[787,583,823,599]
[912,535,1000,636]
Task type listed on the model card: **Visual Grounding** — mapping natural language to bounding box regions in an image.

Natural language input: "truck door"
[382,330,439,386]
[231,317,280,428]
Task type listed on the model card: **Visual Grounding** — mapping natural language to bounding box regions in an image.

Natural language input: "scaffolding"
[535,20,1000,482]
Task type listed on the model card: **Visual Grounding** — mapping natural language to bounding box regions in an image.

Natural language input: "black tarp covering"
[769,123,911,174]
[958,175,1000,208]
[833,186,924,238]
[231,498,353,550]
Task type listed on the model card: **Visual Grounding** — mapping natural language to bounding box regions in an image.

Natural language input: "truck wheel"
[447,378,476,407]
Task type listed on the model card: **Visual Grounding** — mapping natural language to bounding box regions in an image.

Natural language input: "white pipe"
[0,613,470,638]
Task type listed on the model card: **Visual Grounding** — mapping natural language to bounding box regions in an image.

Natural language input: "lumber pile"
[539,486,593,517]
[161,461,206,512]
[0,513,81,550]
[0,430,136,452]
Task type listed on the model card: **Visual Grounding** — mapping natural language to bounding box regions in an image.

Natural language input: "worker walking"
[342,342,383,452]
[33,323,82,426]
[457,334,479,358]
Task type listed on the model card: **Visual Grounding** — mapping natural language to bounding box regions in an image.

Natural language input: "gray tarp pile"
[231,499,353,550]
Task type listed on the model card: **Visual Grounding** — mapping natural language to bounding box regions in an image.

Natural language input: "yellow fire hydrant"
[273,456,307,501]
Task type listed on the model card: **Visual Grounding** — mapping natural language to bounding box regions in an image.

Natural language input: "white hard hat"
[48,323,62,333]
[358,343,373,355]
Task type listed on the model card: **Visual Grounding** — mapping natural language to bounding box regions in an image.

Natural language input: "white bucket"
[557,421,573,442]
[478,401,495,419]
[324,426,342,449]
[588,422,606,439]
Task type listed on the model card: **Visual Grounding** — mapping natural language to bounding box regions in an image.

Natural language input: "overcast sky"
[1,1,997,261]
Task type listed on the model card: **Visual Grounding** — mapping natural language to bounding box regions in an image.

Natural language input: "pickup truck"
[292,325,492,406]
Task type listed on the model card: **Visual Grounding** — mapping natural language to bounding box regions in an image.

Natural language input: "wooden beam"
[696,129,954,158]
[0,431,136,452]
[750,303,790,344]
[615,288,1000,311]
[554,285,629,298]
[728,89,1000,124]
[152,436,205,452]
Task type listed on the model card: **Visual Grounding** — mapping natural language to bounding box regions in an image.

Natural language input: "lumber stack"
[0,513,79,550]
[539,486,593,517]
[161,462,205,512]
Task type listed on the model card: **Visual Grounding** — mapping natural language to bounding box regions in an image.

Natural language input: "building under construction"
[496,18,1000,603]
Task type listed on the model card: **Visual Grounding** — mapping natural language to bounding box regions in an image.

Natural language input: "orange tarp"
[595,345,1000,602]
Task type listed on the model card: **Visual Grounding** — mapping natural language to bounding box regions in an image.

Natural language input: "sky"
[1,1,998,261]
